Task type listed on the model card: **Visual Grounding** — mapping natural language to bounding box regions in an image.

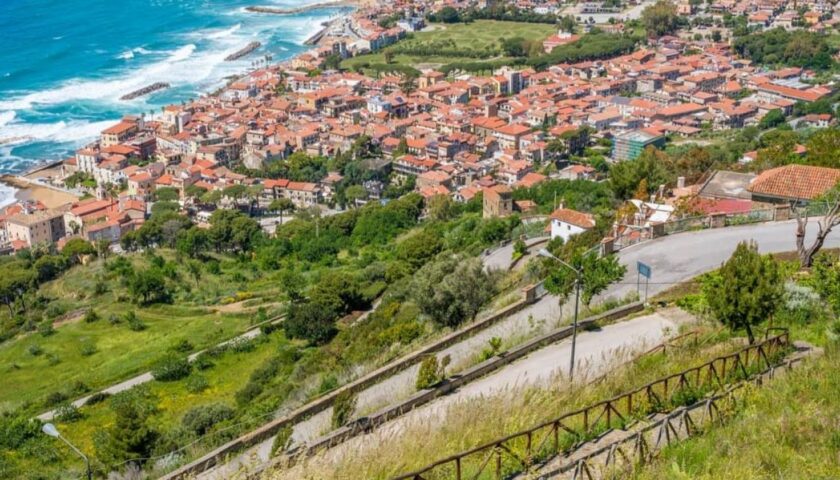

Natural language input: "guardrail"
[391,331,790,480]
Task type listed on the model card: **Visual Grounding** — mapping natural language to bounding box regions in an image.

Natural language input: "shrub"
[69,380,90,395]
[28,344,43,356]
[46,353,61,366]
[415,355,450,390]
[192,353,215,371]
[37,321,55,337]
[55,403,83,423]
[271,425,294,455]
[480,337,503,362]
[44,391,68,408]
[0,413,41,449]
[80,343,97,357]
[331,391,357,429]
[185,375,209,394]
[151,354,191,382]
[108,313,121,325]
[125,311,146,331]
[172,339,194,353]
[85,392,111,406]
[181,403,235,436]
[83,309,99,323]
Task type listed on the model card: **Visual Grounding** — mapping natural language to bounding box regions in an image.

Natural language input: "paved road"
[276,310,688,478]
[197,219,839,477]
[609,219,837,302]
[483,236,549,272]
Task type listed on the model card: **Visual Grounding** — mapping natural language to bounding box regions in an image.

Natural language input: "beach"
[0,174,79,209]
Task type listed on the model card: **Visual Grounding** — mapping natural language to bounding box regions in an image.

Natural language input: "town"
[3,0,840,479]
[2,0,838,252]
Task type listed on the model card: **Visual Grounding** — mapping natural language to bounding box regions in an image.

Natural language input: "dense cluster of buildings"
[1,0,838,251]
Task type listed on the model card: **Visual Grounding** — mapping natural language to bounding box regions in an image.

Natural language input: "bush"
[69,380,90,395]
[271,425,294,455]
[415,355,450,390]
[192,353,215,371]
[28,344,43,356]
[46,353,61,366]
[0,413,41,449]
[331,391,357,429]
[151,354,192,382]
[185,375,209,394]
[108,313,121,325]
[172,339,194,353]
[83,309,99,323]
[181,403,235,436]
[37,320,55,337]
[85,392,111,406]
[125,311,147,331]
[54,403,83,422]
[80,343,98,357]
[44,391,68,408]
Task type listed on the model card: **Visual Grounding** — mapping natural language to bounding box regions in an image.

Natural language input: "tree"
[400,74,418,95]
[415,354,451,389]
[61,238,96,264]
[435,6,461,23]
[176,227,209,258]
[94,386,158,466]
[805,128,840,168]
[558,15,577,33]
[427,194,456,221]
[642,0,680,37]
[0,267,35,316]
[543,249,627,307]
[703,241,782,343]
[609,146,672,200]
[128,268,171,305]
[284,300,338,345]
[412,256,497,327]
[154,187,180,202]
[269,197,296,225]
[344,185,368,206]
[794,185,840,267]
[759,109,786,129]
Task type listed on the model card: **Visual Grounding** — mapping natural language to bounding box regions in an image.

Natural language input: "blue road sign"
[637,261,652,280]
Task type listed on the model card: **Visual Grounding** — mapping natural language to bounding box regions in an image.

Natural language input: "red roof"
[550,208,596,229]
[748,165,840,200]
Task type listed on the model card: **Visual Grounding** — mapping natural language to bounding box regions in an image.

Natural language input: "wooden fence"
[392,331,790,480]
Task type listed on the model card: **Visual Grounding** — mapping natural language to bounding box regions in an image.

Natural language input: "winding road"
[192,218,840,478]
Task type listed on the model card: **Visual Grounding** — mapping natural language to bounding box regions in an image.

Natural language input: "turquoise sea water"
[0,0,344,173]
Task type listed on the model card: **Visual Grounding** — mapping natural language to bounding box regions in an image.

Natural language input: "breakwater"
[120,82,170,100]
[224,41,261,61]
[245,0,355,15]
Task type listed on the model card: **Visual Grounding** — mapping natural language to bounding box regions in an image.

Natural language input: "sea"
[0,0,346,178]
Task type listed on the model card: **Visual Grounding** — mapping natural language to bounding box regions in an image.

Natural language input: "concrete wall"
[294,301,646,462]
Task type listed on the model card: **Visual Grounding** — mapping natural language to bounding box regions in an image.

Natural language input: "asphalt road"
[194,219,840,477]
[276,310,688,479]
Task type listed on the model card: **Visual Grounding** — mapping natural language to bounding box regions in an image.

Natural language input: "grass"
[634,346,840,480]
[272,322,744,480]
[341,20,556,71]
[14,334,285,479]
[0,250,286,413]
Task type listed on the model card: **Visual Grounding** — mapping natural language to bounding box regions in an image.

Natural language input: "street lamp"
[538,248,583,381]
[42,423,92,480]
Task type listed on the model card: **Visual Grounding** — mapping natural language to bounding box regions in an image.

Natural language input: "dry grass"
[264,323,738,480]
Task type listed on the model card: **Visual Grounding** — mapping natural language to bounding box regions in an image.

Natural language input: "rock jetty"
[119,82,171,101]
[224,41,262,62]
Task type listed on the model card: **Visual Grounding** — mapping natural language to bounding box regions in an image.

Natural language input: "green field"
[342,20,557,71]
[0,251,284,412]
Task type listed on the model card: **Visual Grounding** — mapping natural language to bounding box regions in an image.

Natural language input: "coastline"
[0,173,79,209]
[245,0,358,16]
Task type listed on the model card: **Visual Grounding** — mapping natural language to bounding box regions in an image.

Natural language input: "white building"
[549,207,596,242]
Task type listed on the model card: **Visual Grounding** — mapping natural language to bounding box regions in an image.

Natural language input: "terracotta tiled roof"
[549,208,596,229]
[748,164,840,200]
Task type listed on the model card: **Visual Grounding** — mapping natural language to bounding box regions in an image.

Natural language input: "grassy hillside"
[635,346,840,480]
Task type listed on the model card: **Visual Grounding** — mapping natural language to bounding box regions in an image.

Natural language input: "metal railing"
[391,331,790,480]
